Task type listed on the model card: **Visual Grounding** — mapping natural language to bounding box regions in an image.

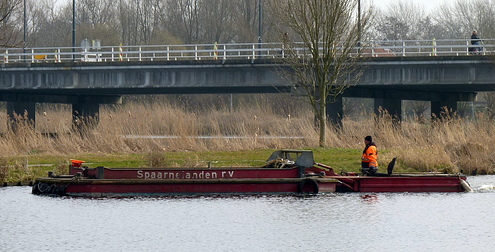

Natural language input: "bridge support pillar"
[71,96,121,128]
[327,97,343,126]
[72,102,100,128]
[431,100,457,118]
[7,102,36,129]
[374,98,402,121]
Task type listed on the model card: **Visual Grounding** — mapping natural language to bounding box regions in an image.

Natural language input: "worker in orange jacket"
[361,135,378,175]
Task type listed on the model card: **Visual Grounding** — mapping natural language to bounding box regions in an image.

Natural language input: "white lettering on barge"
[137,170,235,179]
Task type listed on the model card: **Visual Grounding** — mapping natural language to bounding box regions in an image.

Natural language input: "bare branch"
[270,0,372,146]
[0,0,22,47]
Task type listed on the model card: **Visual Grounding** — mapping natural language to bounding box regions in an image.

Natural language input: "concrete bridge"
[1,40,495,125]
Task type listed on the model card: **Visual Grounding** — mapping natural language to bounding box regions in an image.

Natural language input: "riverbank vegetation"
[0,94,494,184]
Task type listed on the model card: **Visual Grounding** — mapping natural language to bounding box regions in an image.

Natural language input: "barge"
[32,150,472,197]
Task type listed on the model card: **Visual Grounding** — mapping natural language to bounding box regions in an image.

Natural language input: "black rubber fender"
[299,178,319,194]
[32,182,63,196]
[55,186,66,196]
[35,182,51,194]
[32,182,58,195]
[31,182,40,195]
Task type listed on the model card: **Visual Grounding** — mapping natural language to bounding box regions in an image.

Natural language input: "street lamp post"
[72,0,76,60]
[358,0,361,46]
[258,0,263,45]
[258,0,263,58]
[23,0,26,61]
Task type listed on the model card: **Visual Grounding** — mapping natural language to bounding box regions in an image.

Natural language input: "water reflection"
[361,194,380,204]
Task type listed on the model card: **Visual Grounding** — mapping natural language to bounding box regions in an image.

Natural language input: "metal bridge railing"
[1,39,493,64]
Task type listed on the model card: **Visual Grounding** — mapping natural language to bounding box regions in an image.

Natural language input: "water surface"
[1,176,494,251]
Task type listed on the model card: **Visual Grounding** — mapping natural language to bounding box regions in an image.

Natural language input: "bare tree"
[29,0,78,47]
[164,0,239,44]
[403,100,429,120]
[118,0,162,45]
[270,0,372,147]
[479,92,495,119]
[164,0,201,44]
[435,0,495,39]
[0,0,19,23]
[75,0,120,45]
[230,0,279,43]
[200,0,236,43]
[231,0,260,43]
[0,0,22,47]
[372,1,441,41]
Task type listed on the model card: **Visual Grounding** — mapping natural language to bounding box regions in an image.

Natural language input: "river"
[1,175,495,252]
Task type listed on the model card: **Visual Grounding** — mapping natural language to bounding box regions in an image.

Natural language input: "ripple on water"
[1,175,495,251]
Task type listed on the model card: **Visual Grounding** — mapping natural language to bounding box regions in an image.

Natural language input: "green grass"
[1,147,400,184]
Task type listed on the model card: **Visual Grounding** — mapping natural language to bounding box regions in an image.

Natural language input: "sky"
[371,0,458,13]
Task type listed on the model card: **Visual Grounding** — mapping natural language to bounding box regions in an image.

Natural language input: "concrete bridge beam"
[0,57,491,130]
[3,94,121,129]
[0,93,122,104]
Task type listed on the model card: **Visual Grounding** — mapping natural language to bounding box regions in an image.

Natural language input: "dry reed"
[0,95,493,175]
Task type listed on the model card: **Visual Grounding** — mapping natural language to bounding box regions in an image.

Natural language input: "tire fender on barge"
[299,178,319,194]
[32,182,66,196]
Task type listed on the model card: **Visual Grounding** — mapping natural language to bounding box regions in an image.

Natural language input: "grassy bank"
[0,148,364,184]
[1,94,494,184]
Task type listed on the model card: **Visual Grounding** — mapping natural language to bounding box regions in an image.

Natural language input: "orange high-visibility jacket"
[362,144,378,167]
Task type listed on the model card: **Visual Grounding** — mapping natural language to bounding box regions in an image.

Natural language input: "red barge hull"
[327,175,468,193]
[35,177,337,197]
[32,150,471,197]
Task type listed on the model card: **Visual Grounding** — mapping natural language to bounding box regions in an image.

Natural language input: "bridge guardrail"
[1,39,493,64]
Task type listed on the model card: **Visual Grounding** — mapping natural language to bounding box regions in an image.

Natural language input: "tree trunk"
[319,93,327,147]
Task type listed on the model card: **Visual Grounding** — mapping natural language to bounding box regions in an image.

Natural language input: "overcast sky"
[371,0,457,13]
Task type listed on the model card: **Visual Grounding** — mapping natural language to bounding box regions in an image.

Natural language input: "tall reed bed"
[0,95,493,174]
